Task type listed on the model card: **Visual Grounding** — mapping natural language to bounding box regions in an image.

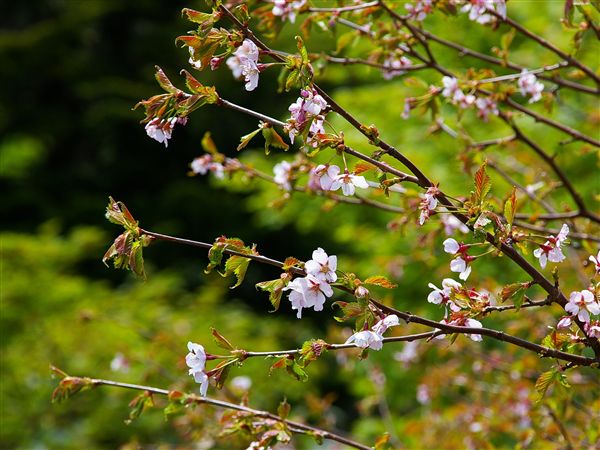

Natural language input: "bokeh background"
[2,1,598,449]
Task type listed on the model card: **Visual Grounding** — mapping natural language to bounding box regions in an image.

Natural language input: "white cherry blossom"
[443,238,461,254]
[427,278,462,312]
[313,164,340,191]
[518,70,544,103]
[586,320,600,338]
[450,256,472,281]
[226,39,261,91]
[145,117,177,147]
[382,55,412,80]
[533,224,569,269]
[372,315,400,335]
[438,316,483,341]
[330,170,369,196]
[284,275,333,318]
[272,0,306,23]
[475,97,499,121]
[305,247,337,282]
[185,341,207,371]
[273,160,293,190]
[418,186,439,225]
[345,330,384,350]
[565,290,600,323]
[189,368,209,396]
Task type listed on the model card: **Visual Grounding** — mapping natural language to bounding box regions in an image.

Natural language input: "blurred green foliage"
[1,0,598,449]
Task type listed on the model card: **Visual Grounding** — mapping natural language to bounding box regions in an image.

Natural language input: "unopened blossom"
[145,117,177,147]
[533,224,569,269]
[586,320,600,338]
[556,316,572,329]
[305,247,337,282]
[418,186,439,225]
[330,170,369,196]
[382,55,412,80]
[518,71,544,103]
[565,289,600,323]
[313,164,340,191]
[273,160,293,190]
[405,0,433,21]
[450,256,472,281]
[428,278,462,312]
[372,314,400,335]
[461,0,506,24]
[272,0,306,23]
[226,39,261,91]
[589,251,600,273]
[345,330,384,350]
[475,97,499,121]
[284,275,333,318]
[354,285,370,299]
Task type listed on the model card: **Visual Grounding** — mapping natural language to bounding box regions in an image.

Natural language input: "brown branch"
[85,378,372,450]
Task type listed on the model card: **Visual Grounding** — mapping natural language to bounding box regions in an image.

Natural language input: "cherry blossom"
[455,90,476,109]
[475,97,499,121]
[313,164,340,191]
[145,117,178,147]
[186,341,209,396]
[372,314,400,335]
[565,289,600,323]
[440,212,469,236]
[190,154,225,179]
[273,160,293,190]
[305,116,326,147]
[450,256,472,281]
[441,76,461,100]
[226,39,261,91]
[272,0,306,23]
[345,330,384,350]
[285,88,328,143]
[330,170,369,196]
[305,247,337,282]
[556,316,572,330]
[589,251,600,274]
[438,316,483,341]
[518,70,544,103]
[188,47,202,69]
[418,186,439,225]
[284,275,333,318]
[461,0,506,24]
[585,320,600,338]
[443,238,461,254]
[382,55,412,80]
[405,0,433,21]
[427,278,462,312]
[533,224,569,269]
[110,352,130,373]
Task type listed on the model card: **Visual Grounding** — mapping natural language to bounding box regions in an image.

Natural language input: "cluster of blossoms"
[345,315,400,350]
[517,70,544,103]
[145,116,188,147]
[443,238,474,280]
[185,341,209,396]
[441,77,499,121]
[226,39,261,91]
[284,248,337,318]
[405,0,433,21]
[461,0,506,25]
[427,278,488,341]
[271,0,306,23]
[311,164,369,196]
[284,88,328,144]
[418,186,440,225]
[532,224,569,269]
[190,154,240,179]
[381,54,413,80]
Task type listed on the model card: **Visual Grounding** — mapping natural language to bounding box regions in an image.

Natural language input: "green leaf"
[498,282,529,310]
[211,327,234,351]
[256,278,287,311]
[222,255,251,288]
[535,370,555,402]
[205,243,226,273]
[237,128,261,152]
[503,187,517,227]
[262,126,289,154]
[277,398,291,419]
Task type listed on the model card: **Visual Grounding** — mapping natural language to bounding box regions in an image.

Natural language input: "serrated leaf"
[154,66,179,94]
[205,243,225,273]
[499,282,528,310]
[364,275,397,289]
[222,255,251,288]
[535,370,555,402]
[474,161,491,206]
[237,128,261,151]
[256,278,286,311]
[269,356,289,375]
[296,35,308,63]
[211,327,234,350]
[282,257,300,271]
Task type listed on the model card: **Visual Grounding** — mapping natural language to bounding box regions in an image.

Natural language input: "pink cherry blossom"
[313,164,340,191]
[226,39,260,91]
[565,289,600,323]
[330,170,369,196]
[461,0,506,24]
[272,0,306,23]
[589,251,600,274]
[345,330,384,350]
[427,278,462,312]
[285,89,328,143]
[438,316,483,341]
[441,76,460,99]
[533,224,569,269]
[556,316,572,329]
[585,320,600,338]
[145,117,178,147]
[284,275,333,319]
[190,154,226,179]
[305,247,337,282]
[382,55,412,80]
[518,70,544,103]
[405,0,433,21]
[475,97,499,121]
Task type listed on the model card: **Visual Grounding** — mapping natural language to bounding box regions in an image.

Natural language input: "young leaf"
[473,161,491,206]
[364,275,397,289]
[201,131,219,155]
[211,327,234,351]
[535,369,555,402]
[262,126,289,154]
[256,278,286,311]
[277,398,291,419]
[222,255,251,289]
[237,128,261,151]
[154,66,179,94]
[503,187,517,227]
